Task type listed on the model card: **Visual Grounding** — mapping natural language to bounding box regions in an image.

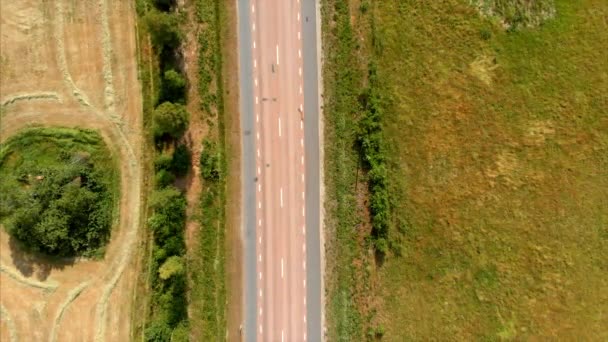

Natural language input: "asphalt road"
[238,0,322,341]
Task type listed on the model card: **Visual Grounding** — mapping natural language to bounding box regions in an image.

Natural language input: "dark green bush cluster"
[3,159,112,257]
[357,63,390,254]
[0,128,116,258]
[143,1,191,341]
[144,4,190,141]
[145,186,188,342]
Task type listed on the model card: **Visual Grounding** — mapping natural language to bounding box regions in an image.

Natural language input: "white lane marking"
[257,149,260,157]
[303,260,306,270]
[255,78,258,86]
[259,325,262,334]
[259,219,262,227]
[301,174,304,182]
[303,243,306,252]
[253,40,256,49]
[259,272,262,279]
[257,166,260,175]
[299,67,302,76]
[281,258,284,278]
[252,4,255,13]
[281,330,284,342]
[259,307,262,316]
[300,138,304,147]
[297,13,300,21]
[278,116,282,137]
[304,295,306,305]
[298,31,301,40]
[302,224,305,234]
[260,289,262,297]
[304,315,307,323]
[258,184,261,192]
[299,85,302,94]
[276,44,280,65]
[298,49,301,58]
[304,333,307,341]
[253,23,256,31]
[259,254,262,262]
[254,59,257,68]
[256,114,259,123]
[258,201,261,209]
[255,96,258,104]
[301,191,305,200]
[257,131,260,140]
[303,279,306,287]
[280,187,283,208]
[302,206,305,217]
[300,120,303,129]
[301,156,304,165]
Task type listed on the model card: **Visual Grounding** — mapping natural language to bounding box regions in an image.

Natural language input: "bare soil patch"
[0,0,143,340]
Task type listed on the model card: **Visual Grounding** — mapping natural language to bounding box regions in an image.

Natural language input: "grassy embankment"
[324,0,608,340]
[188,0,228,339]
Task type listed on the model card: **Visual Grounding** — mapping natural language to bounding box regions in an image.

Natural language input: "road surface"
[238,0,322,340]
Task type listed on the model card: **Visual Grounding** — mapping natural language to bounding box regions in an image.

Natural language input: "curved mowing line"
[98,0,117,116]
[53,1,92,108]
[1,92,61,107]
[0,304,18,342]
[0,264,59,291]
[49,281,91,342]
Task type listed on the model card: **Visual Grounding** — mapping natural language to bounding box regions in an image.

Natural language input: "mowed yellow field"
[0,0,143,340]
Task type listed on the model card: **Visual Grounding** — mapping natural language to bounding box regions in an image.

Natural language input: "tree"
[145,10,182,51]
[158,256,184,280]
[152,102,189,139]
[161,69,187,103]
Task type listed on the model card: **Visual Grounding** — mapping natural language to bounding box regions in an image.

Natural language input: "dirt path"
[0,0,143,340]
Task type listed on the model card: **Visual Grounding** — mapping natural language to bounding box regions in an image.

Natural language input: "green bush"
[160,69,187,104]
[145,10,182,51]
[200,140,222,181]
[1,129,115,257]
[171,144,191,176]
[154,169,175,188]
[152,102,190,140]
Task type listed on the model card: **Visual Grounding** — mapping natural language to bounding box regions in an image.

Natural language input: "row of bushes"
[357,62,390,254]
[141,0,191,341]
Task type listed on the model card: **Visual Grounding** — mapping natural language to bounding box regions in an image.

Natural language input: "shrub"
[145,10,182,51]
[171,144,191,176]
[200,140,222,181]
[152,102,190,140]
[161,69,187,104]
[155,169,175,188]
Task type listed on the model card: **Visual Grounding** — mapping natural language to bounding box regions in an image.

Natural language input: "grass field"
[323,0,608,340]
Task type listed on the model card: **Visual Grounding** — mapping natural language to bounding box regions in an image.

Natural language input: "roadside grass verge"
[187,0,228,340]
[322,0,608,340]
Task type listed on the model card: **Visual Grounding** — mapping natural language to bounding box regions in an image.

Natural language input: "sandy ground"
[0,0,143,341]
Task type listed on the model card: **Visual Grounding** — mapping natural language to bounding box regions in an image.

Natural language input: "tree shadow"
[7,236,75,281]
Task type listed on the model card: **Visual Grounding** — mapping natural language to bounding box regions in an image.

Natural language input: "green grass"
[323,0,608,340]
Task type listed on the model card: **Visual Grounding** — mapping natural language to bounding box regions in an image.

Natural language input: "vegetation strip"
[188,0,228,339]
